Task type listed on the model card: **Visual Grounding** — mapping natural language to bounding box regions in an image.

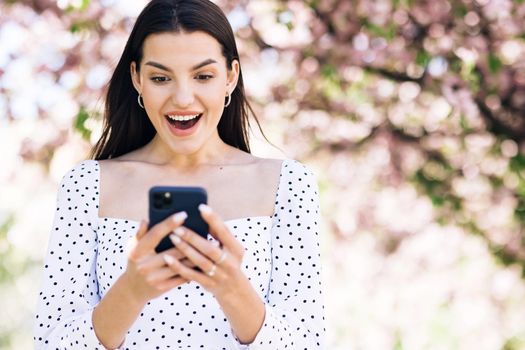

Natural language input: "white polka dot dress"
[34,159,325,349]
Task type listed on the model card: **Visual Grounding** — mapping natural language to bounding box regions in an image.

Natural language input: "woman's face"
[131,31,239,155]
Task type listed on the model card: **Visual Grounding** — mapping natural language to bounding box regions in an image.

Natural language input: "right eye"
[150,76,170,83]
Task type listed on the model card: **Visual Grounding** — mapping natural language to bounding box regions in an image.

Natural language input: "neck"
[138,135,238,170]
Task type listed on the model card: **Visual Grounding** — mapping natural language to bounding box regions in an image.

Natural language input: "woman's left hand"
[164,203,266,343]
[162,203,248,298]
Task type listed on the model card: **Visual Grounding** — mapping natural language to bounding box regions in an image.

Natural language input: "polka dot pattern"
[34,159,325,349]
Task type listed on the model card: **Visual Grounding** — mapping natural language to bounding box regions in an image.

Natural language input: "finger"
[163,254,196,269]
[136,211,187,255]
[146,266,178,283]
[145,257,200,283]
[164,254,211,287]
[180,258,197,269]
[162,248,187,261]
[136,220,149,240]
[135,249,190,273]
[169,233,217,274]
[198,204,243,253]
[128,220,149,260]
[173,226,222,262]
[156,276,188,291]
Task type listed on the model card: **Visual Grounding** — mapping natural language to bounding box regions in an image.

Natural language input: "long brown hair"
[91,0,263,160]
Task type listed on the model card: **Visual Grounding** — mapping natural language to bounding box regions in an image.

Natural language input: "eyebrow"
[144,59,218,72]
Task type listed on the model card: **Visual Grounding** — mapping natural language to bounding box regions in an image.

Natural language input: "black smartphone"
[149,186,209,253]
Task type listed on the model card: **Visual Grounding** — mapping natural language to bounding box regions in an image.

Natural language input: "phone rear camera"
[163,192,172,205]
[153,198,163,209]
[153,192,172,209]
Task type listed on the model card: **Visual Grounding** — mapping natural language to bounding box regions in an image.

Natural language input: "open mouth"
[165,113,202,130]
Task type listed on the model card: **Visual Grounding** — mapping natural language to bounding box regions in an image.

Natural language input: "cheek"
[197,85,226,106]
[144,83,170,95]
[143,85,168,105]
[210,93,226,108]
[141,88,169,120]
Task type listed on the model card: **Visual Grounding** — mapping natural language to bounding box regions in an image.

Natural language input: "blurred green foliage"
[2,0,525,348]
[74,106,93,141]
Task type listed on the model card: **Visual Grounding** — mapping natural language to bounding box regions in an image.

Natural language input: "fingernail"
[170,234,181,244]
[172,211,187,223]
[198,204,211,213]
[163,254,176,265]
[173,227,185,237]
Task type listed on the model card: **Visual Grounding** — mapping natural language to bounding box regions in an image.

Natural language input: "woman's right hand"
[121,211,192,304]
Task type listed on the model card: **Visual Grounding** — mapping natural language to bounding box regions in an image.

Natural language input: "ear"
[226,59,240,95]
[130,61,142,93]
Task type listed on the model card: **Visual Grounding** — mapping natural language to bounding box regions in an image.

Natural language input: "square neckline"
[95,158,288,225]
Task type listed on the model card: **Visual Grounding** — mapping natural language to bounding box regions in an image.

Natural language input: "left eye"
[195,74,213,81]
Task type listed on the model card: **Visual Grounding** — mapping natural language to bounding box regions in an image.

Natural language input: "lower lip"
[165,115,202,137]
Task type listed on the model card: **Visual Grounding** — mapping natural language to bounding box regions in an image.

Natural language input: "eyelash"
[149,74,214,83]
[195,74,213,81]
[150,76,169,83]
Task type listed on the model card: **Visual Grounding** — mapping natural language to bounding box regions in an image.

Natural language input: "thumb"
[127,220,149,259]
[136,220,149,240]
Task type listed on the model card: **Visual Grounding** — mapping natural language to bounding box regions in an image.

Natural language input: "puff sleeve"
[34,161,106,349]
[237,160,326,349]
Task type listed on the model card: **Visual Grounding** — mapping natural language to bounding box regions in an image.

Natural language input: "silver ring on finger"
[206,264,217,277]
[216,250,228,265]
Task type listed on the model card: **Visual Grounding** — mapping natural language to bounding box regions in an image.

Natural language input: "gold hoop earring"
[137,93,144,109]
[224,92,231,108]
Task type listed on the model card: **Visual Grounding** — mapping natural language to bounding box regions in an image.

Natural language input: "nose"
[171,82,194,108]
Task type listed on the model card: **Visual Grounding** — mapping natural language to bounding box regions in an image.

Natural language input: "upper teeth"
[167,114,200,121]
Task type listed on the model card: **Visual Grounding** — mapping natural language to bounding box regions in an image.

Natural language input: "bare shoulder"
[226,148,283,176]
[249,157,285,193]
[98,148,147,177]
[98,158,134,183]
[97,158,139,207]
[252,157,285,177]
[220,155,284,217]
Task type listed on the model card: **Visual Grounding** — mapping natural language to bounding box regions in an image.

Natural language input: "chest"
[98,165,280,222]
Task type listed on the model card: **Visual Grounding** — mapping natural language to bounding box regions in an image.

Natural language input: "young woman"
[34,0,325,348]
